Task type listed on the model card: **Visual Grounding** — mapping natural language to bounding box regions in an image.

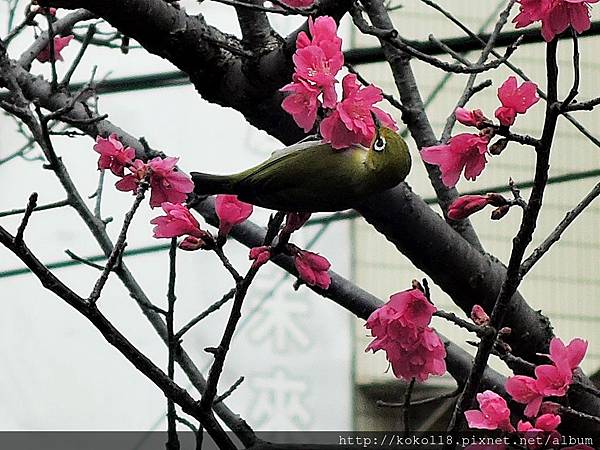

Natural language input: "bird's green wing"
[233,142,370,212]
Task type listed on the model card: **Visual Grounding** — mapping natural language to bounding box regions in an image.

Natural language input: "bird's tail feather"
[191,172,237,195]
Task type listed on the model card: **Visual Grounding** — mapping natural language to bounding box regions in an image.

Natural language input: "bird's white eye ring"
[374,136,386,152]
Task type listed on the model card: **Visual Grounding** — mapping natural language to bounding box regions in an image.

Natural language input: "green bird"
[192,124,411,213]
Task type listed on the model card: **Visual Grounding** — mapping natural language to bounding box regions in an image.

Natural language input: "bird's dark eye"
[374,136,386,152]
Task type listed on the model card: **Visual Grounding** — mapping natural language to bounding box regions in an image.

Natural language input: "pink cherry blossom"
[506,375,544,417]
[215,194,253,238]
[150,202,204,239]
[455,107,487,128]
[495,76,540,126]
[93,133,136,176]
[464,390,515,432]
[294,250,331,289]
[115,157,194,207]
[249,246,271,269]
[293,45,341,108]
[147,157,194,207]
[514,0,598,41]
[320,74,397,149]
[36,35,73,63]
[298,16,342,51]
[448,195,492,221]
[535,364,572,397]
[281,77,321,132]
[388,289,436,329]
[421,133,490,188]
[548,337,588,372]
[279,0,313,7]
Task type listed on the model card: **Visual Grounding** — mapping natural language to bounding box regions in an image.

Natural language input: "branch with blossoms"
[3,0,600,446]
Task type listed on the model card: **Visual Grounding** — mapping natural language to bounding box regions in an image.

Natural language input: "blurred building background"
[0,0,599,436]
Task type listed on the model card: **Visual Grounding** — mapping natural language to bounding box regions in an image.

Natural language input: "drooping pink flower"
[150,202,203,239]
[365,289,446,382]
[495,76,540,126]
[320,74,397,149]
[455,107,487,128]
[294,250,331,289]
[387,327,446,382]
[249,246,271,269]
[464,390,515,432]
[93,133,136,176]
[215,194,253,238]
[36,35,73,63]
[448,195,492,221]
[506,375,544,417]
[421,133,490,188]
[281,77,321,132]
[535,364,572,397]
[514,0,553,29]
[147,157,194,208]
[547,337,588,373]
[279,0,314,7]
[471,304,491,326]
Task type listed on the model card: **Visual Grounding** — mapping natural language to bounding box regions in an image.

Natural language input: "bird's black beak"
[370,111,382,141]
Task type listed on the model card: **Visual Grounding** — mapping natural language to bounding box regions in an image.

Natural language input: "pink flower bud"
[294,250,331,289]
[470,304,490,326]
[455,107,487,128]
[539,401,561,415]
[464,390,515,432]
[249,246,271,269]
[179,235,213,251]
[491,205,511,220]
[447,195,491,221]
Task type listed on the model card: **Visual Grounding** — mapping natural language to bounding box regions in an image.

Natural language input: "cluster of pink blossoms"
[464,337,590,450]
[281,16,396,149]
[421,76,539,189]
[94,134,194,208]
[514,0,599,42]
[93,134,252,251]
[365,289,446,382]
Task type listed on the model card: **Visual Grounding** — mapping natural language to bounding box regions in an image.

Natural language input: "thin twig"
[61,24,97,87]
[520,181,600,277]
[377,388,461,408]
[166,238,180,450]
[561,31,580,110]
[46,16,58,92]
[214,247,243,283]
[434,310,487,336]
[345,64,407,113]
[214,376,245,404]
[15,193,38,243]
[175,288,236,340]
[403,378,415,434]
[0,198,69,218]
[200,212,285,411]
[88,178,150,304]
[65,249,106,271]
